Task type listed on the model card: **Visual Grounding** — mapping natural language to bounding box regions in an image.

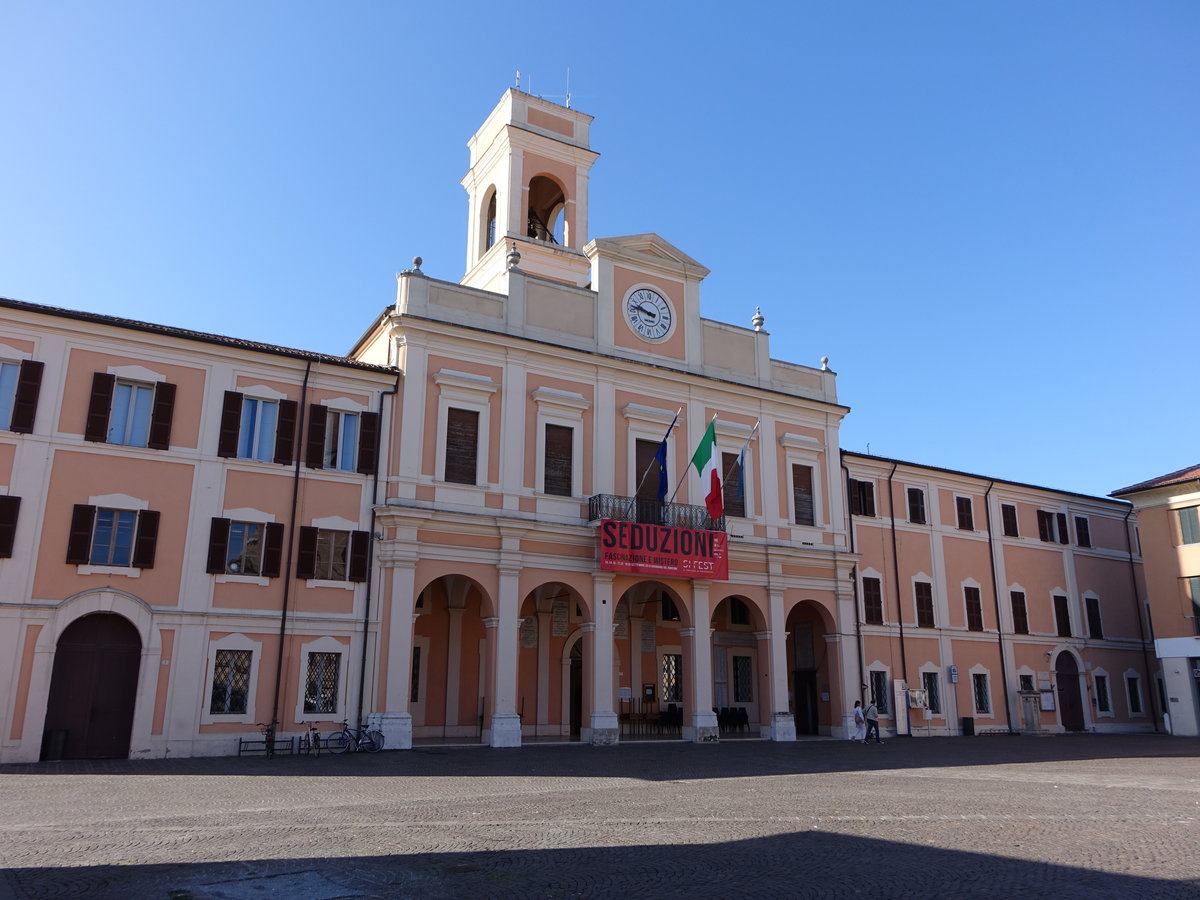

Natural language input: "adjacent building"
[0,90,1161,761]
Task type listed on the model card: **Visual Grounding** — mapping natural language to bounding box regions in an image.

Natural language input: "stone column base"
[590,711,619,746]
[367,712,412,750]
[770,712,797,742]
[691,710,719,743]
[489,713,522,748]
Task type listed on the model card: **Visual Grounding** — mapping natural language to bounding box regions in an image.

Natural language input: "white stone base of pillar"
[489,713,523,748]
[770,712,797,742]
[367,712,412,750]
[589,711,620,746]
[690,710,719,743]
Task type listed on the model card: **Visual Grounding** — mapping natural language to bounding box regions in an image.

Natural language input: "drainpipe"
[841,463,866,699]
[271,360,312,732]
[885,463,910,710]
[984,481,1015,733]
[356,368,402,729]
[1123,507,1160,732]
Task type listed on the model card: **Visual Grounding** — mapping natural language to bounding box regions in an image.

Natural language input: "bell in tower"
[460,89,599,291]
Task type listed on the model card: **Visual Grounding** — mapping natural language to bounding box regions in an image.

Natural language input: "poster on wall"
[597,520,729,580]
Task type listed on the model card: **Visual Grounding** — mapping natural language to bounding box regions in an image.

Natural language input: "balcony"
[588,494,725,533]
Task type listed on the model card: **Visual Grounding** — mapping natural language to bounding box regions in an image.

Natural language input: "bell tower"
[461,89,599,291]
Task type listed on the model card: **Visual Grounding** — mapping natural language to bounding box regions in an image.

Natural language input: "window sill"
[77,564,141,578]
[215,574,270,586]
[201,712,256,726]
[305,579,356,591]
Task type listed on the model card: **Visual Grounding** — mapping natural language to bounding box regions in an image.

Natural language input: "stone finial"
[820,356,830,371]
[411,256,423,274]
[507,244,522,271]
[752,306,765,331]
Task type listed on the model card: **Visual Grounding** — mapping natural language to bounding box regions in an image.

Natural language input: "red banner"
[598,520,728,580]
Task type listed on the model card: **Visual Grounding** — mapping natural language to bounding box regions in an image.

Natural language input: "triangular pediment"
[585,233,711,279]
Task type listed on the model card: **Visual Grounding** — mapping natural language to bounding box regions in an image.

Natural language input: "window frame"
[66,499,159,572]
[1177,506,1200,546]
[1084,594,1104,640]
[921,670,941,715]
[862,574,884,625]
[296,636,349,721]
[1010,590,1030,634]
[779,431,823,527]
[296,524,369,584]
[848,478,876,517]
[964,584,984,632]
[1074,515,1092,549]
[906,487,927,525]
[955,495,975,531]
[972,671,992,716]
[434,369,498,488]
[915,580,935,628]
[1001,503,1019,538]
[1093,671,1112,716]
[1053,593,1072,638]
[869,669,890,715]
[201,633,262,725]
[84,369,175,450]
[1124,672,1144,717]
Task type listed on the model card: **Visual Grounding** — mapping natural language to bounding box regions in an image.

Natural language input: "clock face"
[625,288,674,340]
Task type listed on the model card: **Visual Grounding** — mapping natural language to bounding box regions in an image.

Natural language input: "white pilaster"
[684,583,719,742]
[488,566,522,747]
[589,573,619,745]
[766,590,796,741]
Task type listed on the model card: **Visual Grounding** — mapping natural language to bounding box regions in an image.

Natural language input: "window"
[922,671,941,714]
[722,452,745,518]
[863,576,884,625]
[444,407,479,485]
[955,496,974,531]
[732,655,753,702]
[544,424,574,497]
[661,594,681,622]
[915,581,935,628]
[306,405,379,474]
[1178,507,1200,545]
[965,586,984,631]
[728,597,750,626]
[661,653,683,703]
[296,527,370,582]
[484,191,497,251]
[1053,594,1072,637]
[1085,596,1104,639]
[0,495,20,558]
[792,464,815,526]
[304,651,341,714]
[1037,510,1070,544]
[1126,675,1143,715]
[410,646,422,704]
[1019,674,1035,693]
[869,670,889,714]
[1186,576,1200,636]
[66,504,159,568]
[1074,516,1091,548]
[1095,674,1111,713]
[1001,503,1019,538]
[907,487,926,525]
[972,673,991,714]
[1010,591,1029,634]
[849,479,875,517]
[0,359,43,433]
[206,518,285,577]
[84,373,176,449]
[209,649,252,714]
[218,391,298,464]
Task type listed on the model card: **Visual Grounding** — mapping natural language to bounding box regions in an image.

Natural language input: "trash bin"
[961,716,975,737]
[40,729,67,761]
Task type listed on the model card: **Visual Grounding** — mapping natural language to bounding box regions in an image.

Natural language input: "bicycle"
[298,722,323,756]
[327,720,384,754]
[255,719,279,759]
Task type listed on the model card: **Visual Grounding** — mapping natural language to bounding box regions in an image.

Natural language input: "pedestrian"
[864,699,883,744]
[851,700,865,742]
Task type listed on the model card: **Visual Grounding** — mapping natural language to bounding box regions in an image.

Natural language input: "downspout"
[842,462,865,699]
[271,360,312,732]
[886,463,910,711]
[1123,507,1160,732]
[356,368,402,729]
[984,481,1015,733]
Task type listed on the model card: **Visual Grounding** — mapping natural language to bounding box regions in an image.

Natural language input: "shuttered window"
[1054,594,1072,637]
[792,464,815,526]
[907,487,926,524]
[1085,596,1104,639]
[84,373,175,448]
[965,586,984,631]
[206,518,285,577]
[1,360,44,434]
[0,495,20,557]
[296,527,369,582]
[1010,591,1029,634]
[543,424,573,496]
[956,496,974,531]
[65,504,159,568]
[1074,516,1091,548]
[722,452,745,518]
[849,479,875,517]
[863,576,884,625]
[915,582,935,628]
[1001,503,1019,537]
[445,408,479,485]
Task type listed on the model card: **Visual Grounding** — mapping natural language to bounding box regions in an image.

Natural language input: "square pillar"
[588,573,619,745]
[684,582,719,742]
[487,566,522,747]
[765,590,796,742]
[377,561,416,750]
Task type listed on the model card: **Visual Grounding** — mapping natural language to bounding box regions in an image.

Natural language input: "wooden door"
[1055,653,1085,732]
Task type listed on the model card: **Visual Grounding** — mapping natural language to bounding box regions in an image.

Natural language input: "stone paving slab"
[2,734,1199,898]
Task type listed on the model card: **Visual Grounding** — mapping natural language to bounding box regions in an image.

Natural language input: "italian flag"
[690,419,723,519]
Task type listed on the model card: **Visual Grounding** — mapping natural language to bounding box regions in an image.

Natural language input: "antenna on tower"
[515,69,521,90]
[565,68,572,108]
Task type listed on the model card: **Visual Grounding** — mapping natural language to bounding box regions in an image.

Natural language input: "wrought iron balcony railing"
[588,494,725,533]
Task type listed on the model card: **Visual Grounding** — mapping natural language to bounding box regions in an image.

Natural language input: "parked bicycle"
[327,720,384,754]
[298,722,323,756]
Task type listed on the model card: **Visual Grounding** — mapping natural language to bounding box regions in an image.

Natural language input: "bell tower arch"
[461,89,599,291]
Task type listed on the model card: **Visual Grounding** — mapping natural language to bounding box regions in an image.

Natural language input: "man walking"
[863,699,883,744]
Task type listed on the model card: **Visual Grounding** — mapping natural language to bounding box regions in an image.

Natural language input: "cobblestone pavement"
[1,734,1199,899]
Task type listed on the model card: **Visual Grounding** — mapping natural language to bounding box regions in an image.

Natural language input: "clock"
[624,288,674,340]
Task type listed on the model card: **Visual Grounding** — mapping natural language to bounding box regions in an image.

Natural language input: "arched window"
[526,176,567,245]
[484,191,497,251]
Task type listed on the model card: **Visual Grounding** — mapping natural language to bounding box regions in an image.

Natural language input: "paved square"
[2,735,1199,898]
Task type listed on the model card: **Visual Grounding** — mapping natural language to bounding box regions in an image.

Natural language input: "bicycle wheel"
[327,730,352,754]
[364,729,384,753]
[299,733,311,754]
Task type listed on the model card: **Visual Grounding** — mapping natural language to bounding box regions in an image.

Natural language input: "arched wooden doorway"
[569,639,584,739]
[1055,652,1085,732]
[43,613,141,759]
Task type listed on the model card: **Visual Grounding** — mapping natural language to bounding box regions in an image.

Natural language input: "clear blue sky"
[3,2,1196,498]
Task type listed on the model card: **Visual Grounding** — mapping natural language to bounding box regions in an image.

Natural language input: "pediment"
[585,233,711,280]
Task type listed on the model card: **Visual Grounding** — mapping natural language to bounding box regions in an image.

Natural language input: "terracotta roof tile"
[1111,463,1200,497]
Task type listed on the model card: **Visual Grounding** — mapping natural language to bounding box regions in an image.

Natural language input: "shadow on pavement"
[4,827,1198,899]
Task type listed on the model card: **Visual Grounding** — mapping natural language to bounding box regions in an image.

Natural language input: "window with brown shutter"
[1074,516,1091,548]
[66,504,97,564]
[356,410,380,475]
[849,479,875,517]
[146,382,176,450]
[445,408,479,485]
[349,530,370,582]
[907,487,926,525]
[10,360,44,434]
[956,496,974,531]
[274,399,298,464]
[305,403,327,469]
[1054,594,1072,637]
[262,522,284,578]
[131,509,160,569]
[543,423,573,496]
[722,452,744,518]
[1085,596,1103,639]
[0,495,20,557]
[206,518,231,574]
[965,586,984,631]
[1010,591,1029,634]
[915,582,935,628]
[217,391,243,458]
[84,373,115,442]
[792,464,814,526]
[1001,503,1019,537]
[863,576,884,625]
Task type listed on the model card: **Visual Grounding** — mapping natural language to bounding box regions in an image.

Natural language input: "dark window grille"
[915,582,935,628]
[869,670,889,714]
[792,464,815,526]
[662,654,683,703]
[304,652,341,714]
[1001,503,1019,537]
[210,649,251,714]
[973,673,991,714]
[1011,591,1029,634]
[863,576,884,625]
[922,671,941,714]
[965,586,984,631]
[733,655,753,702]
[907,487,926,524]
[445,407,479,485]
[544,423,573,496]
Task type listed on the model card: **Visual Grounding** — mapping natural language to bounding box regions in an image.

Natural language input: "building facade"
[1112,466,1200,736]
[0,90,1159,762]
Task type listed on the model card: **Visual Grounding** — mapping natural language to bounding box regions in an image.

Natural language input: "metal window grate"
[304,652,341,714]
[210,649,251,714]
[733,655,753,703]
[661,653,683,703]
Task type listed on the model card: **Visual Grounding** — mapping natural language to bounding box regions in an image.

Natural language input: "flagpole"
[632,407,682,500]
[722,421,760,483]
[668,413,718,504]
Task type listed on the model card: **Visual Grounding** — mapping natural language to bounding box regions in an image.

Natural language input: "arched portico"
[710,594,768,738]
[516,581,590,740]
[785,598,839,737]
